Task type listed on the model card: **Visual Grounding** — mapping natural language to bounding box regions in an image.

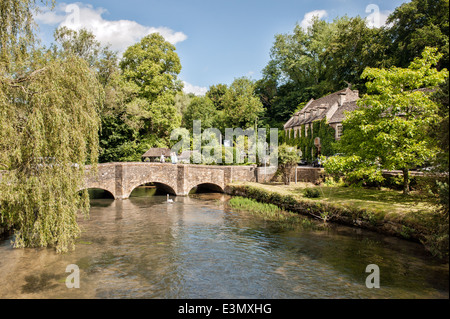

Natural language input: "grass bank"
[225,182,446,258]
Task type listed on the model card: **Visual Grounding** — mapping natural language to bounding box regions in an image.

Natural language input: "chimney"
[338,92,346,107]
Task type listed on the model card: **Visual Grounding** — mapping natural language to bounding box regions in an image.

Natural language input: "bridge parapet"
[84,163,258,199]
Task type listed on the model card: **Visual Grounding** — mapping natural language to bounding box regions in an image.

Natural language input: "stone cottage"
[284,88,360,141]
[142,148,172,162]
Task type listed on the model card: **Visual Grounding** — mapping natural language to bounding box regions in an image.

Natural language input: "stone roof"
[328,100,359,124]
[142,148,172,158]
[284,88,359,129]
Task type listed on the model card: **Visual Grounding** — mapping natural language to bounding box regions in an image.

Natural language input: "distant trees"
[386,0,449,70]
[221,77,264,130]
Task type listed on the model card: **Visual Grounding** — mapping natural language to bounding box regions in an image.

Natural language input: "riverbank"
[225,182,447,259]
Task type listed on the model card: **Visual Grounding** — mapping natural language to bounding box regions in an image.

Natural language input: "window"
[336,124,343,139]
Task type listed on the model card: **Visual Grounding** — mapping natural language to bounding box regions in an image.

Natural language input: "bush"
[304,188,321,198]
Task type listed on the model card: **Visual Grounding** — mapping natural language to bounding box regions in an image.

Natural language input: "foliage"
[182,96,217,132]
[386,0,449,70]
[304,188,321,199]
[53,26,103,68]
[285,119,336,162]
[322,155,384,187]
[0,0,102,253]
[258,1,449,129]
[337,47,448,194]
[221,77,264,130]
[430,77,449,171]
[206,84,228,111]
[259,15,387,126]
[277,144,300,185]
[0,0,55,68]
[423,180,449,259]
[0,54,102,253]
[120,33,182,145]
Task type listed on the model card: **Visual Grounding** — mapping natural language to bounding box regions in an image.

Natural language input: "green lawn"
[232,182,436,217]
[227,182,447,258]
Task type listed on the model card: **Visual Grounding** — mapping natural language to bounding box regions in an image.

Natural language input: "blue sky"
[35,0,409,95]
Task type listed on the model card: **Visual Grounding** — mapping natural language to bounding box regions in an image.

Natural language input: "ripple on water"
[0,194,448,299]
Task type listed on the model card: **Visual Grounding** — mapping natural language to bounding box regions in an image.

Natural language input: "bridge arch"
[127,181,177,198]
[82,187,115,199]
[80,185,116,199]
[188,183,224,194]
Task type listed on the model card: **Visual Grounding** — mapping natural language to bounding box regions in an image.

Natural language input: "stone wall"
[231,166,257,184]
[256,166,278,183]
[84,164,117,198]
[290,167,325,184]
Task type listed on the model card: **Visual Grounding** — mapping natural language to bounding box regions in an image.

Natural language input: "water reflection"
[0,189,448,299]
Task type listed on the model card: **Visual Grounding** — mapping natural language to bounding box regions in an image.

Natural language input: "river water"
[0,190,448,299]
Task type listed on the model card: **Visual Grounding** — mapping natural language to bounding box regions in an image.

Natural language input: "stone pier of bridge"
[84,163,259,200]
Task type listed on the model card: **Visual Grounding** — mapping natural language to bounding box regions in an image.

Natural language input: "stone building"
[142,148,172,162]
[284,88,360,140]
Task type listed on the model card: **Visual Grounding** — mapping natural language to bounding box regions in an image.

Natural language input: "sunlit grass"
[228,196,316,229]
[233,182,436,216]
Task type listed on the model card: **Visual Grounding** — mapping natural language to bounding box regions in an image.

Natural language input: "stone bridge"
[84,163,258,199]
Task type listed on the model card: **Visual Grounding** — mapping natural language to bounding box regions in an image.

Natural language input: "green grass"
[229,196,288,219]
[226,182,447,259]
[229,196,318,229]
[236,182,435,216]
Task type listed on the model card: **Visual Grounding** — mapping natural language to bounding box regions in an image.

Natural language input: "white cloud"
[35,2,187,54]
[300,10,328,31]
[182,81,208,96]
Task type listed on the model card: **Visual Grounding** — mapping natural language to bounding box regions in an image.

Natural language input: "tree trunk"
[282,165,291,185]
[403,168,410,195]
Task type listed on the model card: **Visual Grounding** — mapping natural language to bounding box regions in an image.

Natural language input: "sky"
[35,0,409,95]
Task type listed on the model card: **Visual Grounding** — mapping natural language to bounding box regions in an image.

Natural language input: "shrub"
[304,188,321,198]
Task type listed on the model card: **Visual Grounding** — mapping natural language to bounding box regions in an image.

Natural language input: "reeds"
[228,196,315,229]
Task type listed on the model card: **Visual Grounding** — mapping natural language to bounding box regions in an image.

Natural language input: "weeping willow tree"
[0,0,102,253]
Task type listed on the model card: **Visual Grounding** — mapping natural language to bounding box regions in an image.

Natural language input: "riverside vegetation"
[226,181,449,260]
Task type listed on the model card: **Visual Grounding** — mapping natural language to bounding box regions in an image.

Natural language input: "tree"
[386,0,449,70]
[120,33,183,146]
[0,1,103,253]
[182,96,217,132]
[206,84,228,111]
[430,77,449,171]
[325,16,388,90]
[0,0,55,68]
[277,144,300,185]
[0,54,102,252]
[53,27,102,68]
[222,77,264,129]
[174,92,193,118]
[336,47,448,195]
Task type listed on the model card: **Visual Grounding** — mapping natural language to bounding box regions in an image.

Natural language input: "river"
[0,189,448,299]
